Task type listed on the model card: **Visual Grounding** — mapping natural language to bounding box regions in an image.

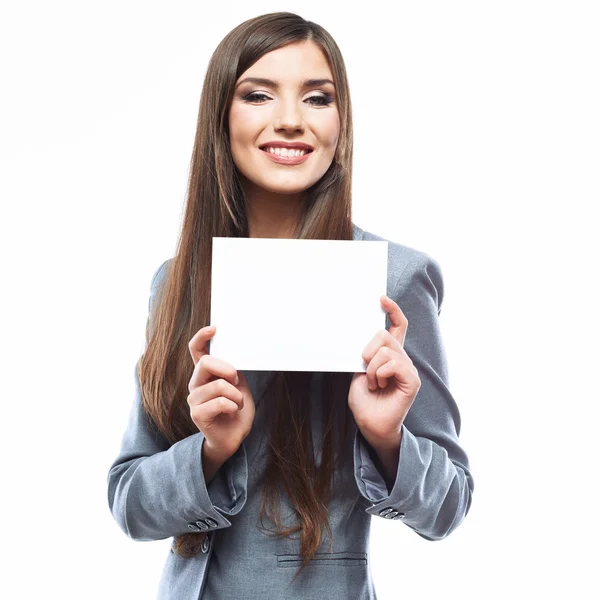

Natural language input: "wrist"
[202,440,232,484]
[204,440,234,462]
[361,423,403,455]
[361,428,403,493]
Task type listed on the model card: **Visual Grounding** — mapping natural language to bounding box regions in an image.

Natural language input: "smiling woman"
[229,41,342,238]
[106,10,474,600]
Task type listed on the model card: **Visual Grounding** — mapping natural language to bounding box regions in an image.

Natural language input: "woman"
[107,11,474,600]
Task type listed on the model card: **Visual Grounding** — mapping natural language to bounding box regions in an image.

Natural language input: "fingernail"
[235,375,240,385]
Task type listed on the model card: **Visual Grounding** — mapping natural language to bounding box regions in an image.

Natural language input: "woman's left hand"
[348,295,421,451]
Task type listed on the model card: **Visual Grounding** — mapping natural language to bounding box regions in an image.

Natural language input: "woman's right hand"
[187,325,256,461]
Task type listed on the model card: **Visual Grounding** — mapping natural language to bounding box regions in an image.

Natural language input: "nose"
[273,98,304,133]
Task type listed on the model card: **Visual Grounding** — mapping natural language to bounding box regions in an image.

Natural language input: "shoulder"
[150,258,173,293]
[148,259,174,315]
[151,228,444,302]
[355,224,445,311]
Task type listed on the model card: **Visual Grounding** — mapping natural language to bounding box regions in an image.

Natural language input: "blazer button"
[379,507,394,516]
[205,518,218,528]
[384,511,399,519]
[187,523,200,532]
[195,520,209,530]
[392,513,406,519]
[201,536,210,554]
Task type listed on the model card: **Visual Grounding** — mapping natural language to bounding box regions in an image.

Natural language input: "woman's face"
[228,41,340,196]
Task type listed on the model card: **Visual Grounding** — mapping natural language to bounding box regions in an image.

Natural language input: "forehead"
[237,41,333,83]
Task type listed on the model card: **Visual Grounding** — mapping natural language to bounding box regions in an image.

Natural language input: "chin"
[253,178,315,195]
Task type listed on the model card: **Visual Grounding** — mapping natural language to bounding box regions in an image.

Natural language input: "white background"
[1,1,598,598]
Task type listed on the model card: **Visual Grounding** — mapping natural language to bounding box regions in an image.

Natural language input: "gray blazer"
[107,223,474,599]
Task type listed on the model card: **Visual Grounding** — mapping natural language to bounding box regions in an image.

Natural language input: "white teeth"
[265,147,308,157]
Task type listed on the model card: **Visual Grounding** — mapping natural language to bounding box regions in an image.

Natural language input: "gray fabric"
[106,223,474,599]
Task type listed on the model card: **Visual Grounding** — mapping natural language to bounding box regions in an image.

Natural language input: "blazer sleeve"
[353,253,474,541]
[106,259,249,542]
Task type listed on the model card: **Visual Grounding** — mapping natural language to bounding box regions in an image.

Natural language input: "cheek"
[315,113,340,150]
[231,105,266,133]
[229,107,262,150]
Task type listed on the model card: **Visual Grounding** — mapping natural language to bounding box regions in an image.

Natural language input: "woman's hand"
[187,325,256,461]
[348,295,421,451]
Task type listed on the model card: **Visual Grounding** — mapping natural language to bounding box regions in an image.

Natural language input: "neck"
[244,180,307,239]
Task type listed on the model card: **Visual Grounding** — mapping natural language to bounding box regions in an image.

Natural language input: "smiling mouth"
[258,147,314,165]
[259,147,314,156]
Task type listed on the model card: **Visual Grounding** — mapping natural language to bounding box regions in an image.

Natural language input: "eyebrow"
[235,77,335,90]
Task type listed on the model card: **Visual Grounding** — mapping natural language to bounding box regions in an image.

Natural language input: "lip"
[259,141,314,151]
[259,146,313,165]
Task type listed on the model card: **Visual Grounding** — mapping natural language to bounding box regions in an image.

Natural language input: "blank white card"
[209,236,388,372]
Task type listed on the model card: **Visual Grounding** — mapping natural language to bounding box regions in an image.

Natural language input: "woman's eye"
[306,94,333,106]
[243,92,270,103]
[242,92,333,106]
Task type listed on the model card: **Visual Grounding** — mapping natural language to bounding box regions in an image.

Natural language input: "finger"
[190,397,239,426]
[188,325,217,365]
[362,329,403,372]
[376,357,420,390]
[188,378,244,410]
[189,354,239,392]
[381,295,408,347]
[365,346,400,390]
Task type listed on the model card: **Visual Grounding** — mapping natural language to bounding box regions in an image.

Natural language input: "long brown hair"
[139,11,355,581]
